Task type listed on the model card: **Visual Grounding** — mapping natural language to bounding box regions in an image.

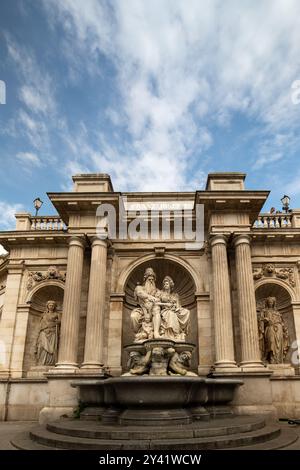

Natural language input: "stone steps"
[11,416,299,450]
[230,427,299,450]
[11,423,284,450]
[11,432,58,451]
[12,426,298,451]
[46,415,266,440]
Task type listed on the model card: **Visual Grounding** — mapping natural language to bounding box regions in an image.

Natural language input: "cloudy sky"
[1,0,300,230]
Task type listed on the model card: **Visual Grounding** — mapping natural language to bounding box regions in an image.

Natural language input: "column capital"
[68,236,86,249]
[233,233,252,247]
[90,237,109,249]
[210,234,229,247]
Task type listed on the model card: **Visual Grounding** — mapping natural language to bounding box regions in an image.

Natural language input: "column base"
[80,363,106,374]
[240,360,269,374]
[213,361,240,374]
[213,360,238,370]
[81,362,104,368]
[53,362,79,374]
[0,370,10,379]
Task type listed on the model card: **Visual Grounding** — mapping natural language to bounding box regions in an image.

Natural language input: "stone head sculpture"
[265,296,277,309]
[162,276,174,292]
[46,300,57,313]
[143,267,156,283]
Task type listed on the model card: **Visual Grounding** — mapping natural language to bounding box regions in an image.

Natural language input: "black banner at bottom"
[0,450,299,467]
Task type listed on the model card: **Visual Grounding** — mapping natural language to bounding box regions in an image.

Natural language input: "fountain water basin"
[72,376,243,425]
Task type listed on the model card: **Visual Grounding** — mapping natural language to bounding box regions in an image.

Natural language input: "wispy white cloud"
[42,0,300,188]
[16,151,41,167]
[0,201,24,230]
[6,35,56,116]
[5,35,57,157]
[18,109,49,150]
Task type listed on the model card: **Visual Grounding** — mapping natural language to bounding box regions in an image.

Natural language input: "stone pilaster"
[211,235,237,371]
[107,293,125,376]
[234,234,264,371]
[56,237,85,370]
[0,262,24,377]
[82,238,108,370]
[196,292,212,375]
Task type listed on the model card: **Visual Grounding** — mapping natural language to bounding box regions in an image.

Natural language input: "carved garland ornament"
[27,266,66,290]
[253,263,296,287]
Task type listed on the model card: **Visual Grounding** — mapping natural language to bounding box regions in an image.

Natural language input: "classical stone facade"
[0,172,300,422]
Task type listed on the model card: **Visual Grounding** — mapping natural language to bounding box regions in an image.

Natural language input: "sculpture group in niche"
[131,267,190,342]
[257,296,290,364]
[253,264,295,287]
[35,300,61,366]
[126,267,195,376]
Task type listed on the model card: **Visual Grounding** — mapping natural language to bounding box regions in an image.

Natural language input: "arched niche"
[23,284,64,374]
[255,282,296,365]
[121,258,198,371]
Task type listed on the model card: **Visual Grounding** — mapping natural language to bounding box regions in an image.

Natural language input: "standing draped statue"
[257,296,289,364]
[35,300,60,366]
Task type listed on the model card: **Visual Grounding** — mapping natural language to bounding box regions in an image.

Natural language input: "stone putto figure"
[124,350,152,376]
[35,300,61,366]
[168,349,197,376]
[130,268,190,343]
[257,296,289,364]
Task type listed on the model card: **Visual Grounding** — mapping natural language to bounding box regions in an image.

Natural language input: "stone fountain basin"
[206,378,244,405]
[106,376,205,408]
[72,376,243,408]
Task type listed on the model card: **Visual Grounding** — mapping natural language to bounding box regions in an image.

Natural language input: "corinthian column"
[56,237,85,369]
[234,234,264,370]
[211,235,237,370]
[82,238,108,370]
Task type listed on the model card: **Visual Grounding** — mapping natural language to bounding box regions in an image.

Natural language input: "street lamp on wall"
[33,197,43,216]
[281,195,290,213]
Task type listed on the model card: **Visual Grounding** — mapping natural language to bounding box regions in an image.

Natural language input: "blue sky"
[1,0,300,231]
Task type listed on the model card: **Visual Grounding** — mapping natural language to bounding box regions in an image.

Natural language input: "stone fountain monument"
[71,267,242,429]
[10,266,299,449]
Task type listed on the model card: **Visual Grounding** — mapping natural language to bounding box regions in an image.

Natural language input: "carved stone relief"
[253,263,296,287]
[27,266,66,290]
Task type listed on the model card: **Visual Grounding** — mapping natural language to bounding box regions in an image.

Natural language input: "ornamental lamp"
[281,195,290,213]
[33,197,43,216]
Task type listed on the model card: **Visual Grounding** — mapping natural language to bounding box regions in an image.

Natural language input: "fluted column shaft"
[234,234,263,369]
[82,239,108,369]
[211,235,237,369]
[56,237,85,369]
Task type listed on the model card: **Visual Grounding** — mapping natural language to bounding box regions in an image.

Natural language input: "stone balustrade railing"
[30,216,67,231]
[253,212,293,229]
[15,213,68,231]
